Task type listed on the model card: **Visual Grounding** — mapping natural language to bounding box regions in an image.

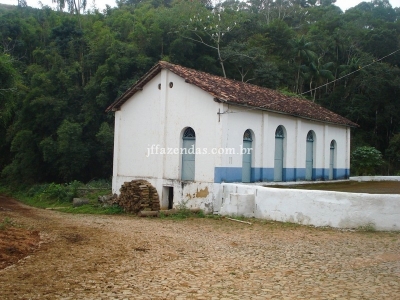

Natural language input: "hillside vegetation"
[1,0,400,185]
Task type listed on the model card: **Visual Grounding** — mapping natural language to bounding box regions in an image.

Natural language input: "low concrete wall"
[219,183,400,231]
[219,193,255,218]
[350,176,400,182]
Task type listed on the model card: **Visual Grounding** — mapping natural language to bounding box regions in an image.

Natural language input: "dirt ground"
[267,181,400,194]
[1,194,400,299]
[0,197,40,269]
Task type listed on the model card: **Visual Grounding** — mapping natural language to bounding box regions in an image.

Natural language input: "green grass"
[56,203,124,214]
[159,208,205,220]
[0,217,13,230]
[158,200,206,220]
[357,223,377,232]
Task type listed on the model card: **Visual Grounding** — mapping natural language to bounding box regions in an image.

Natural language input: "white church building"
[106,61,358,212]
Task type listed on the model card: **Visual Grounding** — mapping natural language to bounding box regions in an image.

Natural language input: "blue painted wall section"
[214,167,242,183]
[314,168,325,180]
[295,168,306,181]
[214,167,350,183]
[336,168,349,179]
[284,168,296,181]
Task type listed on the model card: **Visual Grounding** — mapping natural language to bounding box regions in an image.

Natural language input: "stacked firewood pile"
[117,180,160,214]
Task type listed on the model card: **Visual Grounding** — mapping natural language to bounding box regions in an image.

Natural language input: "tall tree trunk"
[217,38,226,78]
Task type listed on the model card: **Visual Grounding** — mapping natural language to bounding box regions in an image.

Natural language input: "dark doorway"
[168,187,174,209]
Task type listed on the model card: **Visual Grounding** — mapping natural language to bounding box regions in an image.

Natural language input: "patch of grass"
[280,221,301,228]
[57,203,124,215]
[159,201,205,220]
[159,209,205,220]
[225,217,309,230]
[357,223,376,232]
[0,217,13,230]
[227,215,248,221]
[204,214,223,220]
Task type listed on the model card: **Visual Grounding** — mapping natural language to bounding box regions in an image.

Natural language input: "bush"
[34,180,83,202]
[351,146,384,176]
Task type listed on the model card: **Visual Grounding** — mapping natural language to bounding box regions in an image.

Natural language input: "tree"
[386,133,400,175]
[302,58,334,101]
[52,0,87,15]
[291,36,317,94]
[18,0,27,7]
[177,1,241,77]
[0,53,21,176]
[1,130,42,184]
[0,53,18,108]
[40,121,90,182]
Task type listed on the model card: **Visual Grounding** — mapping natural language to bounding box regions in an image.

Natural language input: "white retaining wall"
[219,183,400,231]
[350,176,400,182]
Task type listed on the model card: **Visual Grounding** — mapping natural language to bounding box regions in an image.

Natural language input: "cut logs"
[117,180,160,214]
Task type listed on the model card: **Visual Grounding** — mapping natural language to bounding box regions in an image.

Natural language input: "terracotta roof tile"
[106,61,358,127]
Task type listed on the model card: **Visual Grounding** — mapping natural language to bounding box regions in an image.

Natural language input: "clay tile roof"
[106,61,358,127]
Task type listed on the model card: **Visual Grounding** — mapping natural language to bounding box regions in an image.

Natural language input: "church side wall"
[112,74,164,194]
[214,107,350,183]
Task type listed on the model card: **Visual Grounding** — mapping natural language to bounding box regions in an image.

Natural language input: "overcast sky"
[0,0,399,14]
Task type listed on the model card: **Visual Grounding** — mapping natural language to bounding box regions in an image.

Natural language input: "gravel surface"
[1,196,399,299]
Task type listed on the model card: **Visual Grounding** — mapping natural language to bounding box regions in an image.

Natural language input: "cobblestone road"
[1,197,399,299]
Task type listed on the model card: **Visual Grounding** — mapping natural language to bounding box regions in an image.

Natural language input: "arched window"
[275,125,284,138]
[274,126,285,181]
[242,130,253,183]
[183,127,195,139]
[243,129,252,141]
[329,140,336,180]
[305,130,315,180]
[181,127,195,181]
[307,131,314,142]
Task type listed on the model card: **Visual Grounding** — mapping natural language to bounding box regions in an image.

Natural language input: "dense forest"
[0,0,400,185]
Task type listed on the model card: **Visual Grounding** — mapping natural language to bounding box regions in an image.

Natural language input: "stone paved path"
[1,197,399,299]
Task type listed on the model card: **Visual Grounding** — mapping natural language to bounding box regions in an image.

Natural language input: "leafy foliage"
[351,146,384,176]
[386,134,400,174]
[33,180,82,202]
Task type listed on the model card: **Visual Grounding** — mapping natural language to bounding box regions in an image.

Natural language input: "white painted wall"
[112,69,223,211]
[350,176,400,182]
[161,71,223,182]
[113,74,163,180]
[220,105,349,180]
[219,193,255,217]
[219,183,400,231]
[221,108,264,169]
